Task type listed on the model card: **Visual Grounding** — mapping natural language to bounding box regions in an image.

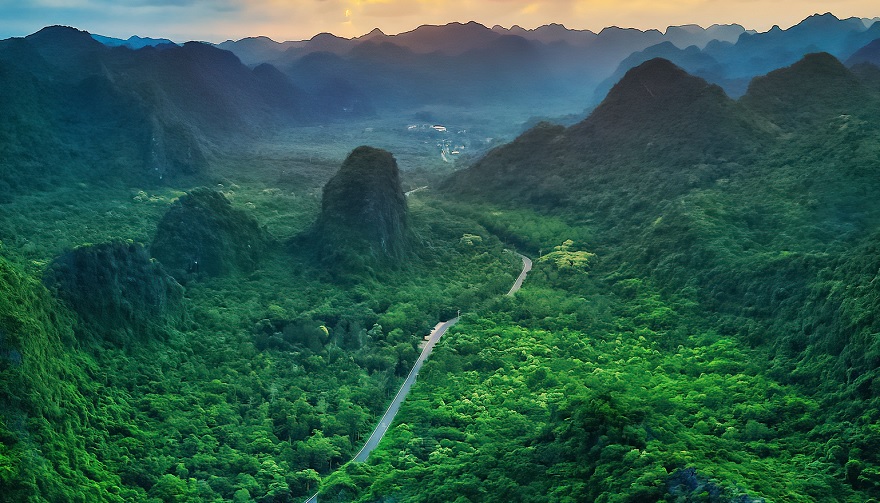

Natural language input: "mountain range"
[215,13,879,110]
[597,12,880,98]
[445,50,880,398]
[0,25,322,191]
[3,13,880,196]
[217,20,749,64]
[446,50,880,210]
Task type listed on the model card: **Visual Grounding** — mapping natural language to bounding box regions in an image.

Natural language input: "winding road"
[304,251,531,503]
[506,252,532,296]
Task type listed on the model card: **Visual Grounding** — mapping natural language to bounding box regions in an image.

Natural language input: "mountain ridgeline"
[594,12,880,99]
[2,15,880,199]
[0,25,332,192]
[446,53,878,205]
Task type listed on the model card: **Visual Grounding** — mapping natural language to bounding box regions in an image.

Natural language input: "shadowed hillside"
[740,52,877,129]
[445,58,771,205]
[151,188,269,282]
[311,146,409,263]
[44,241,184,344]
[0,26,319,193]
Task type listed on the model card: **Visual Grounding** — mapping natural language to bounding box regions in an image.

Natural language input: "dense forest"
[3,13,880,503]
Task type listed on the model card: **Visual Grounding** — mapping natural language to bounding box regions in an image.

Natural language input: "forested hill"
[444,57,773,204]
[446,52,880,215]
[0,26,319,192]
[441,53,880,499]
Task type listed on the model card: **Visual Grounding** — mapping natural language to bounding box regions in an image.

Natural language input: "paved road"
[404,186,428,197]
[304,319,458,503]
[354,317,458,461]
[304,252,531,503]
[506,252,532,296]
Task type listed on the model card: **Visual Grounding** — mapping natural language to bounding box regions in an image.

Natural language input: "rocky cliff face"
[151,188,268,281]
[316,146,408,260]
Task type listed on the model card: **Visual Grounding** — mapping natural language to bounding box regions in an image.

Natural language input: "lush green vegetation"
[0,176,520,502]
[321,227,861,501]
[349,53,880,502]
[306,189,880,502]
[5,49,880,503]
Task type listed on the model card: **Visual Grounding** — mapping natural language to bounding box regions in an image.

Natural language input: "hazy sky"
[1,0,878,43]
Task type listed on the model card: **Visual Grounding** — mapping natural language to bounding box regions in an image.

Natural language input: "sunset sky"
[1,0,879,43]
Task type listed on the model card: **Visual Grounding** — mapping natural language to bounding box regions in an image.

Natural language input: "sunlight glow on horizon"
[0,0,878,42]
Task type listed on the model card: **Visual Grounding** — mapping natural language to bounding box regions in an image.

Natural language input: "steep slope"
[44,242,184,345]
[0,26,316,194]
[575,58,766,155]
[313,146,409,261]
[0,257,127,502]
[594,43,728,104]
[446,58,767,204]
[0,39,71,194]
[23,25,107,79]
[126,41,310,134]
[0,28,168,188]
[740,52,876,130]
[151,188,268,281]
[846,38,880,67]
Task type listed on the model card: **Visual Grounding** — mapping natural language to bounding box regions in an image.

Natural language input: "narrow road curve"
[404,186,428,197]
[305,250,531,503]
[506,252,532,296]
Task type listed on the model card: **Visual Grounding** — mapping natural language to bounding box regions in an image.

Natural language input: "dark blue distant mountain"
[216,36,303,66]
[218,20,754,114]
[663,23,749,49]
[493,23,597,46]
[847,38,880,67]
[705,12,880,78]
[592,12,880,101]
[92,33,177,48]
